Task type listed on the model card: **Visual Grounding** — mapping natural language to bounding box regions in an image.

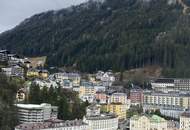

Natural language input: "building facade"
[130,115,168,130]
[110,93,128,104]
[79,81,95,97]
[16,103,58,123]
[180,112,190,130]
[84,104,118,130]
[143,91,190,110]
[130,88,143,106]
[15,119,89,130]
[101,103,127,120]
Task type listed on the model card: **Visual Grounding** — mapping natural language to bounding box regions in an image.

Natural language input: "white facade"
[16,103,58,123]
[33,79,58,88]
[94,84,106,92]
[130,115,168,130]
[180,112,190,130]
[15,119,89,130]
[84,104,118,130]
[80,94,95,103]
[1,67,12,76]
[160,108,186,119]
[86,104,101,117]
[83,114,118,130]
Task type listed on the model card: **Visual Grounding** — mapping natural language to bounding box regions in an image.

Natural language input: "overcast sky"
[0,0,87,33]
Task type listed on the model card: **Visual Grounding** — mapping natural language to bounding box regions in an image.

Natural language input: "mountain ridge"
[0,0,190,77]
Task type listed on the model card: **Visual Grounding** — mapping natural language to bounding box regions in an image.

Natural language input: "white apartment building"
[15,103,58,123]
[83,114,118,130]
[130,115,168,130]
[151,78,175,92]
[160,107,186,119]
[152,78,190,92]
[83,104,118,130]
[15,119,89,130]
[80,94,95,103]
[180,112,190,130]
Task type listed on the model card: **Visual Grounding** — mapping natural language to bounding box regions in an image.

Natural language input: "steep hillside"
[0,0,190,77]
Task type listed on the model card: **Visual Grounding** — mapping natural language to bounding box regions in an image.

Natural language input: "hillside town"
[2,49,190,130]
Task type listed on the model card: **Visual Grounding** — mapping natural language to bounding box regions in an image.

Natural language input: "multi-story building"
[0,50,9,62]
[110,93,128,104]
[1,67,12,76]
[80,94,95,103]
[174,79,190,91]
[160,107,186,119]
[83,104,118,130]
[79,81,95,97]
[50,72,81,86]
[2,65,24,77]
[101,103,127,120]
[15,119,90,130]
[96,92,109,104]
[15,103,58,123]
[143,91,190,111]
[130,114,168,130]
[152,78,190,92]
[11,65,24,77]
[151,78,175,92]
[130,88,143,106]
[86,104,101,117]
[180,112,190,130]
[94,83,106,92]
[61,79,73,89]
[96,71,115,87]
[16,88,26,102]
[33,79,58,89]
[27,69,49,79]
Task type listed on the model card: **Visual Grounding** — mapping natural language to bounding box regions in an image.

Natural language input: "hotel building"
[83,104,118,130]
[15,103,58,123]
[130,114,168,130]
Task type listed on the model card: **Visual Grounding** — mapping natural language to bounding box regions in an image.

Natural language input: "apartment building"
[15,103,58,123]
[143,91,190,110]
[130,88,143,106]
[50,72,81,86]
[101,103,127,120]
[180,112,190,130]
[152,78,190,92]
[130,114,168,130]
[83,104,118,130]
[79,81,95,97]
[0,50,9,62]
[110,92,128,104]
[175,79,190,91]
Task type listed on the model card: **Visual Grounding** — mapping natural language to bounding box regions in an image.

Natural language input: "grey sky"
[0,0,87,33]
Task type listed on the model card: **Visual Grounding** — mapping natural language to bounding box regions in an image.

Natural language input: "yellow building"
[143,91,190,109]
[27,69,49,79]
[110,93,128,104]
[180,112,190,130]
[130,114,168,130]
[101,103,127,120]
[79,81,95,97]
[38,70,49,79]
[27,69,39,77]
